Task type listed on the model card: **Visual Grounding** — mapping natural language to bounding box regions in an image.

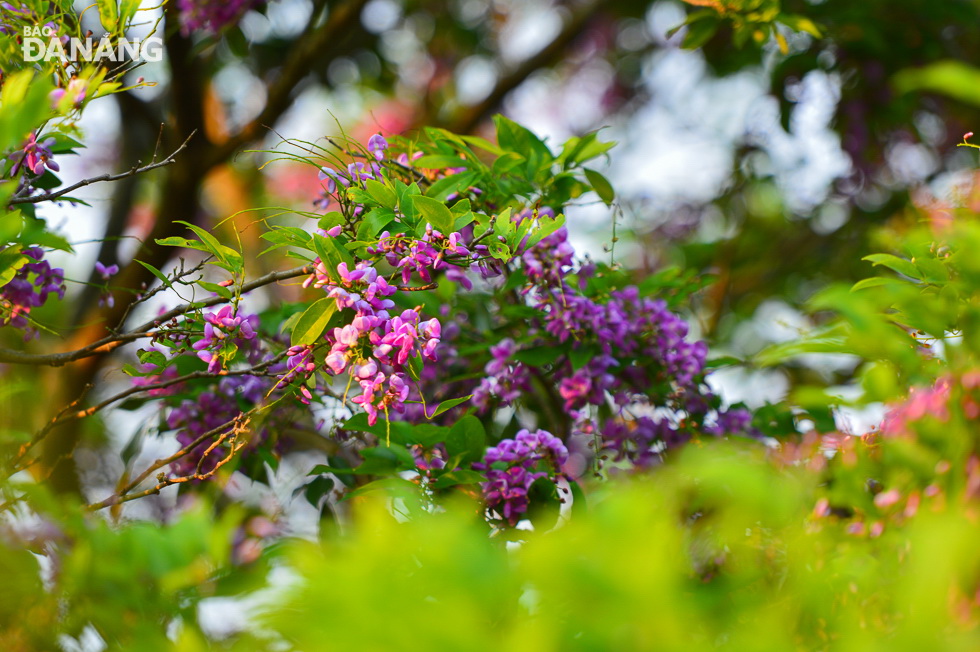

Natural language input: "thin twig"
[9,131,197,205]
[0,265,312,366]
[87,427,249,511]
[108,258,209,335]
[86,409,257,511]
[12,352,290,470]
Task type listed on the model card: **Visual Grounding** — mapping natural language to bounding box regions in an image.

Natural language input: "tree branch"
[86,410,255,511]
[8,132,196,205]
[0,265,312,366]
[13,352,289,469]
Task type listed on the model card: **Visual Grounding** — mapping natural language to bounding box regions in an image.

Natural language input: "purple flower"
[0,247,65,336]
[95,261,119,280]
[191,306,259,374]
[318,166,350,194]
[475,429,568,526]
[368,134,389,161]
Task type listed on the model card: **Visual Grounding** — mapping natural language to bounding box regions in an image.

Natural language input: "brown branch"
[8,132,196,205]
[12,353,289,470]
[0,265,312,366]
[86,410,256,511]
[13,385,92,465]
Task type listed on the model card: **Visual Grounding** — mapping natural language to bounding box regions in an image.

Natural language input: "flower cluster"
[176,0,264,35]
[799,375,967,538]
[473,429,568,525]
[281,345,317,404]
[411,443,448,473]
[0,247,65,336]
[129,302,301,476]
[471,224,755,469]
[313,135,389,209]
[367,226,471,285]
[398,305,473,424]
[878,376,954,438]
[472,338,531,411]
[191,305,259,373]
[49,78,88,110]
[300,259,443,425]
[521,223,574,288]
[8,133,58,178]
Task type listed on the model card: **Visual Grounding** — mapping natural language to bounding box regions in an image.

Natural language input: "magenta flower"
[9,133,58,177]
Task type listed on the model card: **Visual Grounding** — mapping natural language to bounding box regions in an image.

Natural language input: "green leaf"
[364,179,397,208]
[445,415,486,465]
[704,355,744,369]
[175,221,243,271]
[137,348,167,369]
[569,346,596,371]
[312,234,354,280]
[19,222,74,252]
[893,60,980,108]
[407,352,423,382]
[290,298,338,345]
[342,413,447,447]
[425,171,480,201]
[851,277,905,292]
[862,253,921,280]
[451,214,474,234]
[493,115,553,176]
[559,132,616,168]
[914,256,949,284]
[527,476,562,531]
[262,227,313,249]
[753,329,849,367]
[513,345,563,367]
[357,209,396,240]
[777,13,822,37]
[0,210,23,243]
[155,236,207,251]
[196,281,233,299]
[459,134,503,155]
[430,395,473,418]
[0,248,29,288]
[431,469,485,490]
[584,168,615,205]
[134,259,172,288]
[412,195,455,234]
[681,15,720,49]
[492,152,525,175]
[301,476,335,509]
[415,155,469,169]
[525,213,566,248]
[96,0,120,31]
[354,446,415,475]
